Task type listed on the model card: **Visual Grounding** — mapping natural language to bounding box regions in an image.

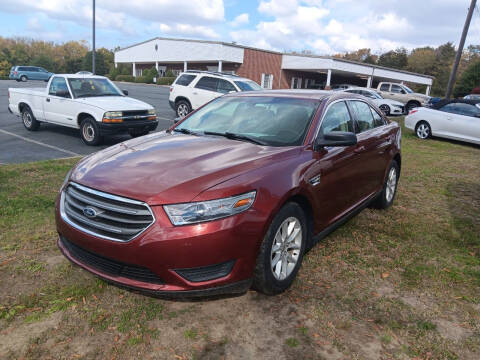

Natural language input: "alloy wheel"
[23,111,32,128]
[177,104,189,117]
[270,217,302,281]
[379,104,390,115]
[385,167,397,203]
[416,123,430,139]
[82,123,95,142]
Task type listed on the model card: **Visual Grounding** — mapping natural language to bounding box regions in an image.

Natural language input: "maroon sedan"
[56,90,401,296]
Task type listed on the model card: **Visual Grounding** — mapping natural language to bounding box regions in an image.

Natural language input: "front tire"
[415,121,431,140]
[80,118,102,146]
[252,202,307,295]
[22,106,40,131]
[371,160,399,210]
[406,101,420,113]
[175,100,191,118]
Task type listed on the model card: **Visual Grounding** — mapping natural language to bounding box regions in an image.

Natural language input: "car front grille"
[61,182,155,242]
[122,110,150,122]
[60,236,163,284]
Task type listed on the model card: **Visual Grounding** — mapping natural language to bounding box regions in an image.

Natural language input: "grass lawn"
[1,118,479,359]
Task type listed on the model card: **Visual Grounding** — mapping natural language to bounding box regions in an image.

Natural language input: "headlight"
[148,108,156,120]
[104,111,123,118]
[164,191,256,226]
[103,111,123,123]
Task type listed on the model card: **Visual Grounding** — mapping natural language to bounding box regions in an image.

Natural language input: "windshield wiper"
[173,128,201,136]
[204,131,268,145]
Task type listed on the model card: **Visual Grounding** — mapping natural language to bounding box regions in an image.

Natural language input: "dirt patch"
[0,312,62,357]
[434,318,473,342]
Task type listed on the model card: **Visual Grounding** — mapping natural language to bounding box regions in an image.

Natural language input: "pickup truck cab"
[376,82,430,112]
[8,74,158,145]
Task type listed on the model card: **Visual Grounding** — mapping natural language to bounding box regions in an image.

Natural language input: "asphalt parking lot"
[0,80,176,164]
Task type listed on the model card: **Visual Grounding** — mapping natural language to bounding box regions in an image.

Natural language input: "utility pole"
[445,0,477,99]
[92,0,96,74]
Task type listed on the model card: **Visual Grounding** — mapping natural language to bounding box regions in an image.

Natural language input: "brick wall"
[236,48,283,89]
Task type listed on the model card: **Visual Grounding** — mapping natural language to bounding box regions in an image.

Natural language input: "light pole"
[92,0,96,74]
[445,0,477,99]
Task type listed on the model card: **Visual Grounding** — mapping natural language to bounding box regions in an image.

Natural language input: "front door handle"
[46,98,50,102]
[354,146,365,154]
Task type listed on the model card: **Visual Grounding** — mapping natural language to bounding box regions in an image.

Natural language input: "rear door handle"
[46,98,50,102]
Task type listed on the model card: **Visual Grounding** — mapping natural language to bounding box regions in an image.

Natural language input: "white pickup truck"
[8,74,158,145]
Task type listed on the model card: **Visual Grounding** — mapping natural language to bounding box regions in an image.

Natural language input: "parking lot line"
[0,129,80,157]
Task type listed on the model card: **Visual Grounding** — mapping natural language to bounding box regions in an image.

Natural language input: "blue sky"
[1,0,480,54]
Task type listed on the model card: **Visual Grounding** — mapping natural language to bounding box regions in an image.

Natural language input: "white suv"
[169,71,262,117]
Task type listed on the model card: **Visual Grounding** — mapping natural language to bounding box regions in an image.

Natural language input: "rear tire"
[371,160,399,210]
[415,121,431,140]
[21,106,40,131]
[175,100,191,118]
[80,118,102,146]
[20,75,27,82]
[252,202,307,295]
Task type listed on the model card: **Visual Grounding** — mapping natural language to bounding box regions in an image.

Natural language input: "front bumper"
[98,119,158,135]
[55,191,266,297]
[390,106,405,115]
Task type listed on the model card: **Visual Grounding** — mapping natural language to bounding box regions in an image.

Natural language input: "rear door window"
[175,74,196,86]
[348,100,375,132]
[18,67,27,71]
[217,79,237,94]
[195,76,218,92]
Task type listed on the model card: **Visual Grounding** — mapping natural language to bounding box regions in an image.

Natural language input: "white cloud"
[230,13,249,27]
[153,23,219,39]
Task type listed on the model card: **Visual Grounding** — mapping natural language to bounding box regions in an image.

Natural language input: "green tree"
[377,48,408,69]
[453,60,480,97]
[82,49,111,75]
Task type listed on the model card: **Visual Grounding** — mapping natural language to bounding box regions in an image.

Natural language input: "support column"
[132,62,136,77]
[325,69,332,89]
[184,61,187,72]
[426,85,431,96]
[114,62,118,68]
[218,60,223,73]
[155,61,159,71]
[367,76,372,88]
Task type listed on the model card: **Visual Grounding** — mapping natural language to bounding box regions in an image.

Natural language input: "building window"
[261,73,273,89]
[291,77,302,89]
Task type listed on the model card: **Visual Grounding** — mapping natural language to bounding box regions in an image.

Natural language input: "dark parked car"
[56,90,401,297]
[9,66,53,82]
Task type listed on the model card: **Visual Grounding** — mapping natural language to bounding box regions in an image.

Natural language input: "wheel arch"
[18,102,31,114]
[407,99,421,108]
[393,153,401,176]
[77,112,96,127]
[175,96,192,108]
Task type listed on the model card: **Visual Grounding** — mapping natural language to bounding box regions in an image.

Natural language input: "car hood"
[75,96,153,112]
[71,132,297,205]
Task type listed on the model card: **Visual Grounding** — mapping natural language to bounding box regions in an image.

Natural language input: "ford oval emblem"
[83,207,97,218]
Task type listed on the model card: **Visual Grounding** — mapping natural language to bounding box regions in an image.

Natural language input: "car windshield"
[234,80,262,91]
[401,85,414,93]
[175,96,319,147]
[67,78,123,98]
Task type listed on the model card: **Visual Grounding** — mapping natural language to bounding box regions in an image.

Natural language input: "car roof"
[431,98,480,109]
[343,87,376,92]
[183,70,251,82]
[224,89,365,101]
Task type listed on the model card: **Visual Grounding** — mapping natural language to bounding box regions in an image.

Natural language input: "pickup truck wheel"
[80,118,102,146]
[20,75,27,82]
[176,100,191,118]
[371,160,399,210]
[252,202,307,295]
[379,104,390,116]
[21,107,40,131]
[128,129,149,138]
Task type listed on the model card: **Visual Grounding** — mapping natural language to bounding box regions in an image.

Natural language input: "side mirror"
[315,131,357,149]
[122,89,128,96]
[174,117,182,124]
[55,89,70,98]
